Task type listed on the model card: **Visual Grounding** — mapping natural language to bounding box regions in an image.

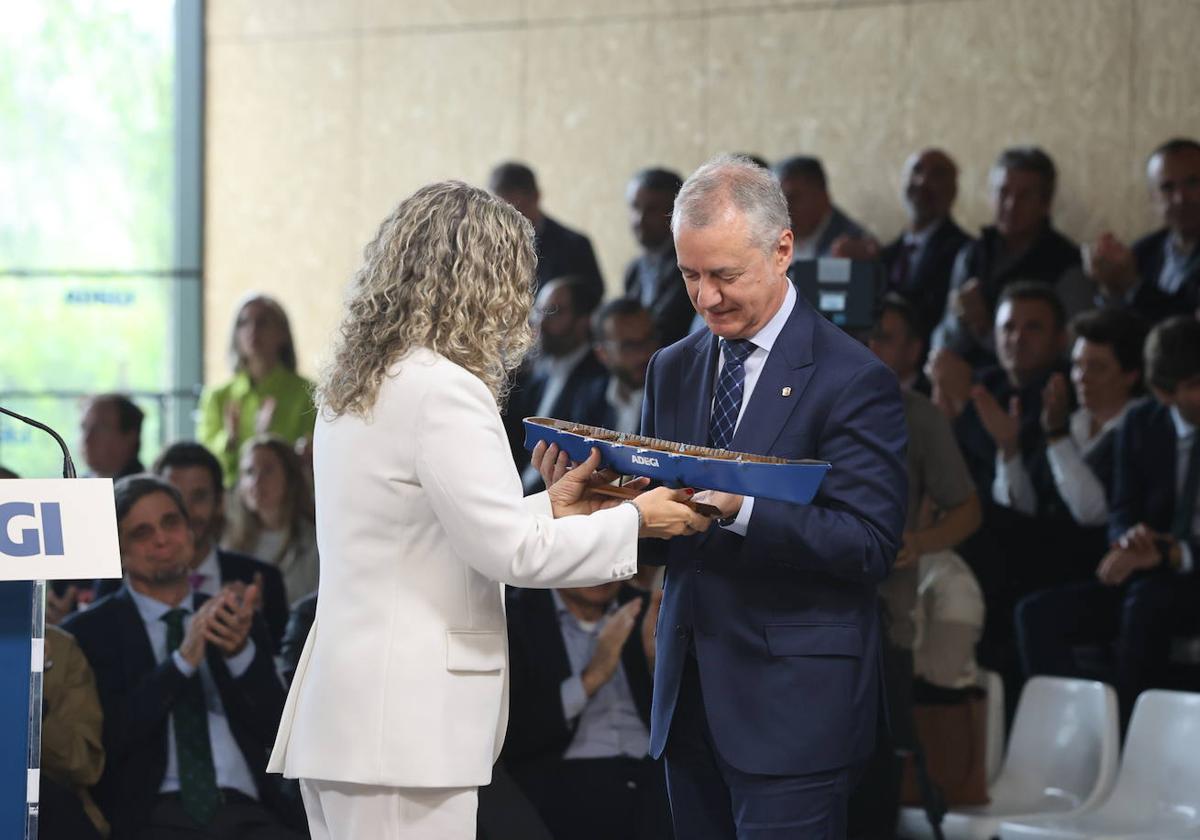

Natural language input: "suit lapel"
[677,330,720,446]
[729,297,817,456]
[115,587,160,679]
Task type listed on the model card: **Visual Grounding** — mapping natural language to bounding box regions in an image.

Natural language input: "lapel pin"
[781,387,792,397]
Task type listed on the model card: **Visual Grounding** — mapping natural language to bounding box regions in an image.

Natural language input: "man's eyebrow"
[678,263,743,275]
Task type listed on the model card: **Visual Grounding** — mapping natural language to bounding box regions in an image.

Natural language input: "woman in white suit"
[268,181,709,839]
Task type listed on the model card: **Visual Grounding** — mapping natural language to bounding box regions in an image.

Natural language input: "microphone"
[0,406,78,479]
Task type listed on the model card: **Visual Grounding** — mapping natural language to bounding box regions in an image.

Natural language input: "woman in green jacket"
[199,293,316,486]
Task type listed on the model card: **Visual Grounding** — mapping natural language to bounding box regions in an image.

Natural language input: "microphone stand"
[0,405,78,840]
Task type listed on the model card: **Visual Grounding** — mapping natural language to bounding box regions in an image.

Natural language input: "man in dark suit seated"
[503,277,607,485]
[574,298,662,434]
[932,146,1089,369]
[1016,315,1200,723]
[503,583,672,840]
[80,393,146,479]
[772,154,872,263]
[1086,138,1200,324]
[623,167,693,345]
[63,475,301,840]
[927,283,1101,683]
[93,442,290,651]
[869,293,933,395]
[880,149,973,345]
[489,160,604,309]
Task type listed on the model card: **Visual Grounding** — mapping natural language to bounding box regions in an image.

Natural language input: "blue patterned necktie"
[162,608,222,825]
[710,338,756,450]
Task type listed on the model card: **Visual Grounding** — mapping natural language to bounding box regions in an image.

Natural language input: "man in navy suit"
[642,155,908,838]
[92,443,290,649]
[63,475,299,839]
[1017,315,1200,723]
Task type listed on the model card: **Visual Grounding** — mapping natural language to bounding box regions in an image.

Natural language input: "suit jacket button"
[675,625,687,638]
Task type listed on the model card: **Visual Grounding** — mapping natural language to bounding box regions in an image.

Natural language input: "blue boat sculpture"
[522,417,831,505]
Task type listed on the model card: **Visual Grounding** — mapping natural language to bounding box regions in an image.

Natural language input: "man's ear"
[775,228,794,273]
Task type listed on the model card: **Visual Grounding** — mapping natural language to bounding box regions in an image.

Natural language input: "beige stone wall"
[204,0,1200,381]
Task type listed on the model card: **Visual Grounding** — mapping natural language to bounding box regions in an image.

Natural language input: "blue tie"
[710,339,756,450]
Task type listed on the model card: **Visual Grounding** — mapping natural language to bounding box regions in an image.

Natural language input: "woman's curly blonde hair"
[318,180,537,417]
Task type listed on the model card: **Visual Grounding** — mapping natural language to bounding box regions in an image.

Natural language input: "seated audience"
[932,146,1089,368]
[80,393,144,479]
[623,167,692,345]
[1017,315,1200,722]
[929,283,1101,688]
[40,625,108,840]
[62,475,299,839]
[1088,137,1200,323]
[576,298,661,434]
[869,293,933,395]
[223,435,319,606]
[852,308,982,835]
[772,155,872,262]
[503,583,671,840]
[1036,309,1147,527]
[489,161,604,308]
[198,294,316,487]
[880,149,974,343]
[93,443,291,650]
[503,277,607,483]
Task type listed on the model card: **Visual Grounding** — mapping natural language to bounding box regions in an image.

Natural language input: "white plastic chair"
[998,690,1200,839]
[898,677,1119,840]
[983,669,1005,785]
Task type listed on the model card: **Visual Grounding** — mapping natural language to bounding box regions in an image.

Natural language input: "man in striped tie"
[639,154,909,839]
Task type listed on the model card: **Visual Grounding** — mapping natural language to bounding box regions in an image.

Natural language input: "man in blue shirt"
[503,582,671,840]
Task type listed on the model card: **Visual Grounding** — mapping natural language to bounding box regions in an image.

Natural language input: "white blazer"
[267,348,638,787]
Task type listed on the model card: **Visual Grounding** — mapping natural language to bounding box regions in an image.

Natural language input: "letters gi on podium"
[0,479,120,840]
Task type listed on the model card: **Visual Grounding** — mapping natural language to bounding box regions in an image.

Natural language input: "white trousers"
[299,778,478,840]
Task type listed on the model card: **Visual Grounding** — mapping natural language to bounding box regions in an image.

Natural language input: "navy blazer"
[1110,399,1198,563]
[880,217,973,342]
[1131,229,1200,323]
[93,549,289,652]
[536,215,605,310]
[62,586,289,838]
[623,243,695,346]
[502,586,653,766]
[641,293,908,775]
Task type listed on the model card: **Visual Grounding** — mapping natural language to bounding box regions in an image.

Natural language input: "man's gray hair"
[672,154,791,253]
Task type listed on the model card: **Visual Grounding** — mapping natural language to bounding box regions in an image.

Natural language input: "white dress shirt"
[191,546,222,597]
[793,212,834,261]
[606,379,644,435]
[993,403,1130,522]
[712,282,797,535]
[125,586,259,800]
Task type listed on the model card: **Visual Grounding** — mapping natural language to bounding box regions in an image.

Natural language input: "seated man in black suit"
[93,443,290,650]
[1086,138,1200,323]
[623,167,693,345]
[772,154,872,262]
[1017,315,1200,723]
[503,276,607,483]
[574,298,661,434]
[503,582,672,840]
[932,146,1089,369]
[80,393,145,479]
[63,475,300,840]
[928,283,1101,677]
[880,149,973,344]
[489,161,604,309]
[869,293,932,395]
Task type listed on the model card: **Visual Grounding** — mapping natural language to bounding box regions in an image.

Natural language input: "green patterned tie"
[162,608,223,825]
